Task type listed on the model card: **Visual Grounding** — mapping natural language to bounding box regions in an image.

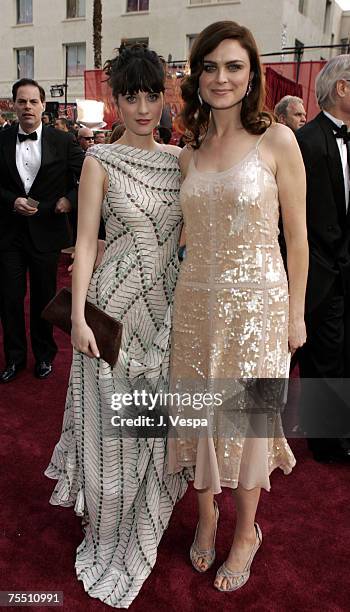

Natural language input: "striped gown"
[45,144,189,608]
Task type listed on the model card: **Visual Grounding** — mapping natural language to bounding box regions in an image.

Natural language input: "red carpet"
[1,256,349,611]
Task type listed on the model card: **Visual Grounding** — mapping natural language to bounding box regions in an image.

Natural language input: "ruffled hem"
[45,410,190,609]
[76,569,148,609]
[168,435,296,494]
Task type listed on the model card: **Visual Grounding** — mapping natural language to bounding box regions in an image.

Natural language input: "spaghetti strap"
[255,129,269,149]
[188,151,197,172]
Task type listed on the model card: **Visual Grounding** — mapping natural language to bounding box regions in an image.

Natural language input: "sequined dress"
[168,134,296,492]
[45,144,189,608]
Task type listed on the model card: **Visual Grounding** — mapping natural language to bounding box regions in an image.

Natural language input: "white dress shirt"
[16,122,42,195]
[323,110,349,213]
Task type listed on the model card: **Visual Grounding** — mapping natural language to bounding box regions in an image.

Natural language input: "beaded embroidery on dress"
[45,144,189,608]
[168,134,296,493]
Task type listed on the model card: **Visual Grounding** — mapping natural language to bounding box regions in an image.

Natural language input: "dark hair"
[180,21,273,148]
[12,78,46,103]
[109,122,126,143]
[56,116,69,127]
[104,44,165,100]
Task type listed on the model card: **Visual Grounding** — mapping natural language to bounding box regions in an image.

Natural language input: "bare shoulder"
[258,123,302,177]
[264,122,297,152]
[178,145,193,177]
[161,144,182,158]
[260,123,299,168]
[82,153,106,177]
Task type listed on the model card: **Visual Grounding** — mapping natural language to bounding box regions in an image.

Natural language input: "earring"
[246,81,252,97]
[197,88,203,106]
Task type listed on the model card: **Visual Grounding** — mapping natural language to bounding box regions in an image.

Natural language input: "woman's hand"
[68,240,105,275]
[71,321,100,359]
[288,316,306,355]
[68,251,75,275]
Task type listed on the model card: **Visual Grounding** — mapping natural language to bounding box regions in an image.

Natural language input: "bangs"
[118,58,165,96]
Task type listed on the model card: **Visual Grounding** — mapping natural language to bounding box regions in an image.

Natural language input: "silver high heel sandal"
[214,522,262,591]
[190,500,219,573]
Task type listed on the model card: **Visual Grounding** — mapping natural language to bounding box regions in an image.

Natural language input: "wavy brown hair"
[181,21,273,148]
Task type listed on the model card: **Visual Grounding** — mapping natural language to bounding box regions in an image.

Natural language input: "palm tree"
[93,0,102,69]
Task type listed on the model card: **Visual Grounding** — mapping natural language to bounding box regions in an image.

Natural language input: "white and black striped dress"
[45,144,189,608]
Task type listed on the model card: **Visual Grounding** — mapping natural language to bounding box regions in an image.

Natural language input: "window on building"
[121,37,149,47]
[187,34,198,51]
[126,0,149,11]
[188,0,236,4]
[294,39,304,62]
[323,0,332,34]
[66,43,86,76]
[67,0,85,18]
[16,47,34,78]
[16,0,32,24]
[340,37,349,54]
[298,0,306,14]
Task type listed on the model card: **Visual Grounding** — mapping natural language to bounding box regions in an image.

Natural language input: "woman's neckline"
[110,142,179,159]
[192,145,258,176]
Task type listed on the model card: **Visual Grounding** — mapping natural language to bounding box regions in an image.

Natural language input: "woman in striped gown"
[45,45,189,608]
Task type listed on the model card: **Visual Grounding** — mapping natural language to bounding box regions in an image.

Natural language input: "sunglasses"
[80,136,94,141]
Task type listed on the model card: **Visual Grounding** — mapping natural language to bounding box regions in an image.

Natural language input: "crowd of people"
[0,17,349,610]
[1,108,124,146]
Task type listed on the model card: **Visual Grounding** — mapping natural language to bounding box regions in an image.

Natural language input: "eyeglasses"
[80,136,94,141]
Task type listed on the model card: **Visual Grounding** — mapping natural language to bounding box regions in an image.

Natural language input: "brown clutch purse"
[41,287,123,368]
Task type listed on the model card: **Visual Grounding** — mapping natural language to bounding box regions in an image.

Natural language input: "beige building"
[339,9,350,50]
[0,0,347,103]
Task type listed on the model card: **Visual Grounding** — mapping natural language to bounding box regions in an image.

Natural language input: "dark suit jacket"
[296,112,350,313]
[0,124,84,252]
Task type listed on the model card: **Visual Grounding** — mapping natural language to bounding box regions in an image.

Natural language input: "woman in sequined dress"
[168,21,308,592]
[45,46,189,608]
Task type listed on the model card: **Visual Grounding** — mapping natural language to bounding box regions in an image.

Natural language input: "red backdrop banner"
[84,70,117,128]
[264,60,326,120]
[265,67,303,114]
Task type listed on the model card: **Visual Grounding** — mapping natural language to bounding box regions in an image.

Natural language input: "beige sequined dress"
[168,133,296,493]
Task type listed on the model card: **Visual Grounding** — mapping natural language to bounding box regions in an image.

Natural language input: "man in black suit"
[0,78,84,382]
[296,56,350,462]
[0,113,10,130]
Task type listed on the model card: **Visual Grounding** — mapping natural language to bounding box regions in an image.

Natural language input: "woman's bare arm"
[270,124,308,353]
[71,155,106,357]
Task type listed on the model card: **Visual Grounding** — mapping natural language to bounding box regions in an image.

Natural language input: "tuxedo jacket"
[0,124,84,252]
[296,112,350,313]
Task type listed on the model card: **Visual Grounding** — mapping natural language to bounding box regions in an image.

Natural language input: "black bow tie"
[18,131,38,143]
[333,124,350,143]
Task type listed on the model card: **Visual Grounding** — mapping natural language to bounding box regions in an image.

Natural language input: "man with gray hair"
[274,95,306,132]
[296,55,350,463]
